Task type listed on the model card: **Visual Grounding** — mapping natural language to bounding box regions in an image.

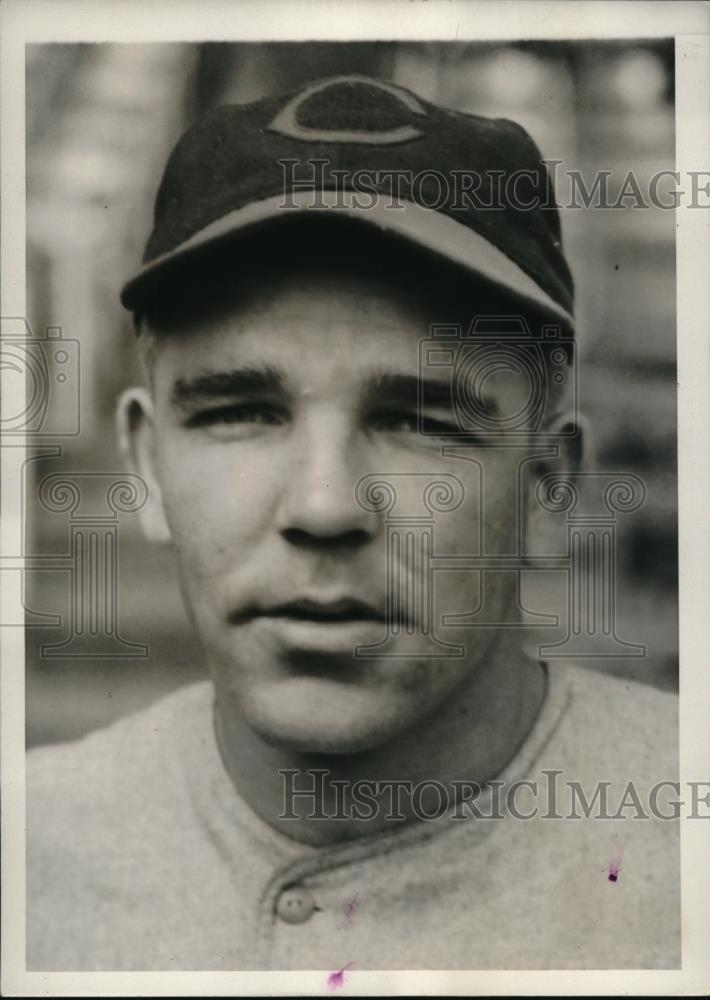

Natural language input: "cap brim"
[120,190,574,329]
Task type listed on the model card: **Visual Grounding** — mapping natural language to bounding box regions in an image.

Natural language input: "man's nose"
[276,414,377,548]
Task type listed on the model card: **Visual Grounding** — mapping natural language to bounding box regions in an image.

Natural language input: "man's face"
[142,263,532,754]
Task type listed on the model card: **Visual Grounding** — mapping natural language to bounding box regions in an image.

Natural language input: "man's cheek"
[160,457,235,525]
[159,465,271,592]
[160,440,278,514]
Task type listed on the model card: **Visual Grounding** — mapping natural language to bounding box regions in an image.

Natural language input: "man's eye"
[371,411,460,436]
[371,411,420,433]
[186,403,286,430]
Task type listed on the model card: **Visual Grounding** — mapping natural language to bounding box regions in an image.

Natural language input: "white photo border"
[1,1,708,995]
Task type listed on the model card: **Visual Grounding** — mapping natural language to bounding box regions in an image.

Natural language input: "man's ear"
[525,411,590,554]
[116,387,172,544]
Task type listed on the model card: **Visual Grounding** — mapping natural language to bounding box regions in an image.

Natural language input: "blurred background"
[24,40,677,746]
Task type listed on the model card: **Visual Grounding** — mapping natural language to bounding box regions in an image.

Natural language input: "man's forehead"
[151,258,450,336]
[150,277,547,420]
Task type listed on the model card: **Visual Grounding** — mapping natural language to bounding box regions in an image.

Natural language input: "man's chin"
[243,676,411,756]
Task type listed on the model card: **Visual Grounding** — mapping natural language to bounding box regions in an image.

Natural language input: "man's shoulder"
[562,661,677,713]
[27,680,213,835]
[26,680,222,969]
[546,662,678,778]
[28,678,212,768]
[562,662,677,728]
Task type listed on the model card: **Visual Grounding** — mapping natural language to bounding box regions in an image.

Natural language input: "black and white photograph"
[1,0,709,995]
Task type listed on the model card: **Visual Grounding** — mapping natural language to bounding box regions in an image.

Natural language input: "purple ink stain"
[343,893,358,921]
[608,861,621,882]
[327,961,354,990]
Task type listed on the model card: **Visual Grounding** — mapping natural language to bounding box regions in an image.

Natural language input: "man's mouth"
[262,597,386,624]
[237,595,394,654]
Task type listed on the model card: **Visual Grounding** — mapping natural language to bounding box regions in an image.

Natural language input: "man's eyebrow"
[363,372,500,416]
[170,366,286,406]
[363,373,454,408]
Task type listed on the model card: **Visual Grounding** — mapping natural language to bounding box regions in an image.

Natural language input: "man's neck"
[213,639,546,847]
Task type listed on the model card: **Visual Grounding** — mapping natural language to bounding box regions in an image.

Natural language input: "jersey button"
[275,886,317,924]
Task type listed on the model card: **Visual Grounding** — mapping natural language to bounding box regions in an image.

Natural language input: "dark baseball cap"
[120,74,574,328]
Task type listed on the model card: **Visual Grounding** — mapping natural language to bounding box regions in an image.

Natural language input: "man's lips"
[228,595,415,645]
[228,594,413,631]
[259,597,387,624]
[229,596,393,654]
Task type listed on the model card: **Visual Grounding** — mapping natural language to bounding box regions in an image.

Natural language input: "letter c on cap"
[268,75,426,145]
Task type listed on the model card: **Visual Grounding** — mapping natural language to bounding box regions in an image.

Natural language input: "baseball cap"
[120,75,574,328]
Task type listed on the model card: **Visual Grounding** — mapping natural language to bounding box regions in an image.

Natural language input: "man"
[27,75,678,971]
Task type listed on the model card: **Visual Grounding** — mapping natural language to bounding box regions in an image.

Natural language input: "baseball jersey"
[26,661,679,970]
